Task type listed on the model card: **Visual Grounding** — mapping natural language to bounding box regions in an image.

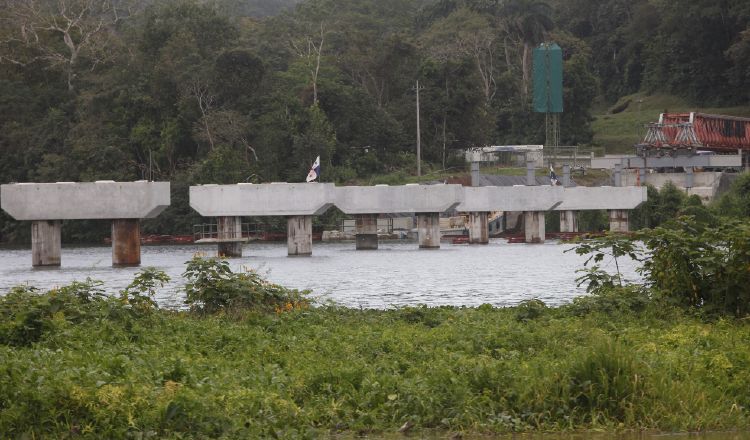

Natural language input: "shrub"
[640,217,750,317]
[0,279,105,346]
[570,217,750,317]
[515,299,548,322]
[567,233,642,293]
[565,285,651,317]
[119,267,170,313]
[182,257,308,314]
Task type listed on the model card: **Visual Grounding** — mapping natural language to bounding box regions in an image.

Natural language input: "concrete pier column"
[355,214,378,250]
[417,213,441,249]
[112,219,141,266]
[639,167,646,186]
[614,163,622,187]
[526,160,536,186]
[562,164,571,187]
[31,220,61,267]
[471,162,480,187]
[468,212,489,244]
[609,210,629,232]
[217,216,243,258]
[559,211,579,233]
[287,215,313,256]
[524,211,545,243]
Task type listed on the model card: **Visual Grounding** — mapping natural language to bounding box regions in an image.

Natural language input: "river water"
[0,239,640,309]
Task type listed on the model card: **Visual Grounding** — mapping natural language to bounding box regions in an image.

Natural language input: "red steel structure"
[641,112,750,153]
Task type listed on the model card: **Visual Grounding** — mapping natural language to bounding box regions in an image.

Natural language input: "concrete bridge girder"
[189,183,336,217]
[333,184,463,215]
[457,186,563,212]
[335,184,464,251]
[555,186,648,211]
[0,182,170,220]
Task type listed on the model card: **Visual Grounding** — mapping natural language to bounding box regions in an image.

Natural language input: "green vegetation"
[2,269,750,438]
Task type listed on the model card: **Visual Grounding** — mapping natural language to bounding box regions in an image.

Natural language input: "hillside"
[592,93,750,154]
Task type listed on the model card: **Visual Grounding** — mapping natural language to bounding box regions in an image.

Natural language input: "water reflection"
[0,239,640,309]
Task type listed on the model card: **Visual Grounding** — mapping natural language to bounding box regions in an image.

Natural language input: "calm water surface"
[0,239,640,309]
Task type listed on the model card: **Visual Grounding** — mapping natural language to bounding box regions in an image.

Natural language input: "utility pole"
[415,80,422,177]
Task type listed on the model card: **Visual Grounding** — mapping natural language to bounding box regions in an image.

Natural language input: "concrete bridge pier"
[3,182,170,268]
[526,160,536,185]
[609,210,629,232]
[562,164,571,187]
[355,214,378,250]
[417,213,441,249]
[524,211,545,243]
[31,220,61,267]
[112,219,141,266]
[468,212,489,244]
[217,216,243,258]
[614,163,622,187]
[559,211,579,233]
[287,215,313,256]
[559,165,578,233]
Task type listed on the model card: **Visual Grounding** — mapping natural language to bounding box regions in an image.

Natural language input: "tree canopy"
[1,0,748,238]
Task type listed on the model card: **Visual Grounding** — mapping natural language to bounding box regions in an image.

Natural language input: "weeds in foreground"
[1,243,750,437]
[183,256,309,315]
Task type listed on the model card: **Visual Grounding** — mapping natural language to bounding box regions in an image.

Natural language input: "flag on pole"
[306,156,321,182]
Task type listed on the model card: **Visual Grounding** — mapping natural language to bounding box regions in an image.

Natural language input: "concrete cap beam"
[334,184,463,214]
[557,186,647,210]
[457,186,563,212]
[1,182,170,220]
[190,183,335,217]
[591,154,742,169]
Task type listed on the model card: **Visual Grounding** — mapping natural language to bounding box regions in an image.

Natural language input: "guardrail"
[192,223,262,242]
[340,218,395,234]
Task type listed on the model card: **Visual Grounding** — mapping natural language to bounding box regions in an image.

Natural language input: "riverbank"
[2,286,750,438]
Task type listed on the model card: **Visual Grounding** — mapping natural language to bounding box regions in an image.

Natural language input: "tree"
[726,28,750,103]
[421,8,499,107]
[641,0,747,104]
[501,0,554,97]
[292,104,337,181]
[0,0,133,92]
[289,21,327,106]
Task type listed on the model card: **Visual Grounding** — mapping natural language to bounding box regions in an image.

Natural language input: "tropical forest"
[1,0,749,236]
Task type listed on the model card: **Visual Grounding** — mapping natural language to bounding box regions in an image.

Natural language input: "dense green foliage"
[641,219,750,317]
[183,256,309,314]
[571,216,750,318]
[629,181,721,230]
[2,0,749,241]
[2,276,750,437]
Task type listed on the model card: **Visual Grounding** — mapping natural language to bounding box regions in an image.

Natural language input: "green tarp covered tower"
[533,42,563,113]
[533,43,563,163]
